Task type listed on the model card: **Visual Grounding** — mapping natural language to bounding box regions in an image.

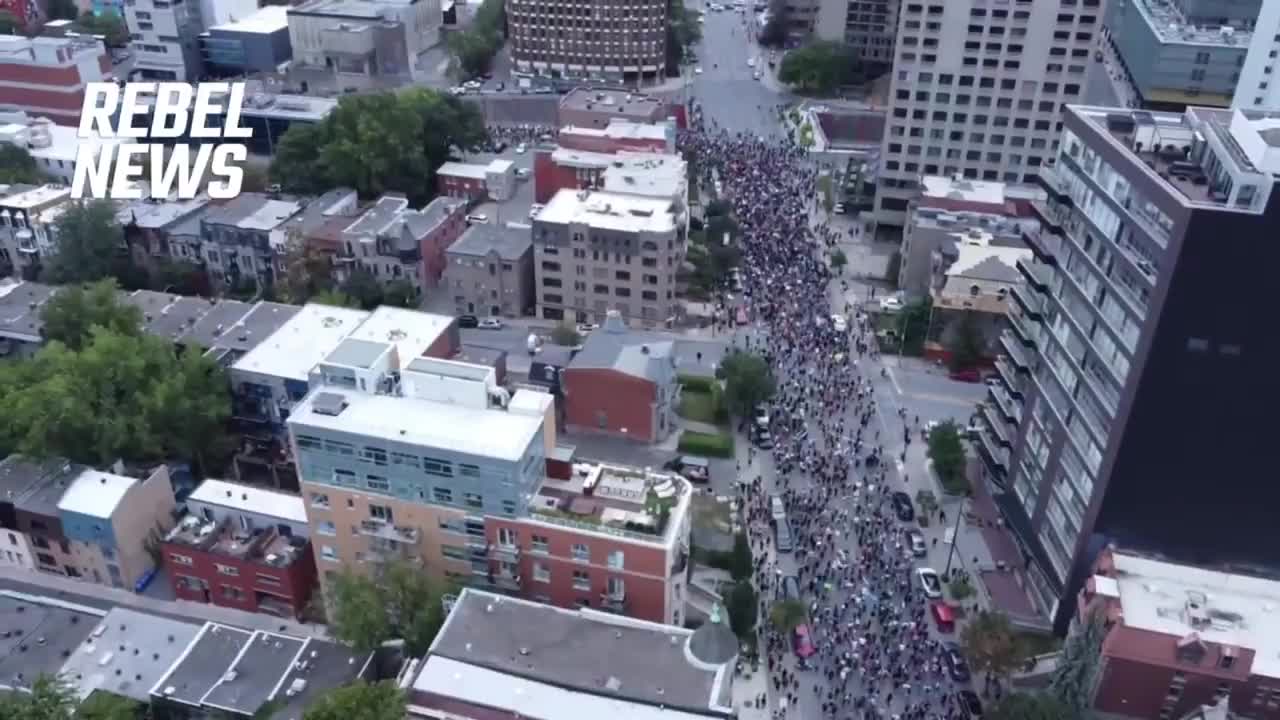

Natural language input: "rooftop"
[209,301,300,357]
[562,118,672,141]
[406,196,466,238]
[0,593,102,692]
[0,278,55,342]
[0,184,70,210]
[120,195,209,230]
[1106,551,1280,679]
[151,623,252,706]
[232,303,369,382]
[289,385,545,462]
[561,90,667,120]
[946,244,1031,283]
[345,306,454,363]
[528,460,689,544]
[0,454,86,516]
[324,337,391,370]
[920,175,1009,207]
[187,479,308,525]
[570,313,679,383]
[208,5,289,33]
[56,469,138,520]
[452,344,506,369]
[126,291,229,343]
[176,299,253,350]
[537,189,677,234]
[240,92,337,123]
[437,161,491,180]
[600,153,687,200]
[289,0,414,18]
[814,108,886,147]
[1131,0,1252,47]
[418,589,732,717]
[199,631,305,714]
[203,194,302,233]
[164,513,308,570]
[447,222,531,260]
[59,607,201,702]
[343,195,410,238]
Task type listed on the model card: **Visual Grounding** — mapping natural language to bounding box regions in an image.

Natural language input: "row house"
[0,184,72,280]
[199,193,304,291]
[162,479,317,617]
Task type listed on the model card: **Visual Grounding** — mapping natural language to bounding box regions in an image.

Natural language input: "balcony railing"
[1010,283,1045,321]
[1000,331,1033,371]
[494,573,521,590]
[599,590,627,611]
[490,543,520,561]
[993,357,1025,398]
[1021,223,1062,265]
[988,384,1021,424]
[1007,312,1039,349]
[530,508,668,543]
[358,519,420,544]
[1016,257,1051,293]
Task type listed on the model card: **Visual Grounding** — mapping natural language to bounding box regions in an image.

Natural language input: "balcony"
[1021,223,1061,265]
[993,357,1026,398]
[1016,257,1051,294]
[1007,311,1039,349]
[1000,330,1033,371]
[975,429,1009,478]
[987,384,1021,424]
[358,519,420,544]
[599,590,627,612]
[494,573,521,591]
[489,543,521,561]
[1010,283,1045,321]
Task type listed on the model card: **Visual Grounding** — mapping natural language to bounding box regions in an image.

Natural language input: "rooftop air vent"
[312,392,349,417]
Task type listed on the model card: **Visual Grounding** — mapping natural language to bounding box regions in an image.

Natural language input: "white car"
[747,58,756,68]
[463,80,482,90]
[915,568,943,599]
[879,296,904,312]
[695,66,703,74]
[465,213,489,224]
[515,143,528,154]
[831,314,848,332]
[753,70,763,80]
[576,322,599,334]
[479,317,504,329]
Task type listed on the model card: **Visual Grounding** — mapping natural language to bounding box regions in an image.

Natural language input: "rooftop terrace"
[164,515,308,569]
[529,462,688,544]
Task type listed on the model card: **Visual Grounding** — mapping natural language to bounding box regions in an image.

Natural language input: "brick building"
[0,35,112,126]
[558,118,676,154]
[162,479,317,618]
[532,147,686,205]
[558,89,674,131]
[1079,547,1280,720]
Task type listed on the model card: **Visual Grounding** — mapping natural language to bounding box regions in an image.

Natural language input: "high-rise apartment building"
[814,0,900,68]
[981,103,1280,632]
[874,0,1102,226]
[0,35,111,126]
[507,0,666,84]
[1234,0,1280,109]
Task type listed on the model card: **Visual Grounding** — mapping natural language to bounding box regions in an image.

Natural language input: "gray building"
[1107,0,1256,110]
[983,104,1280,633]
[444,222,535,318]
[200,193,304,290]
[201,6,293,77]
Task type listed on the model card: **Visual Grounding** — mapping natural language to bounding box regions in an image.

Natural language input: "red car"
[793,624,816,658]
[949,368,982,383]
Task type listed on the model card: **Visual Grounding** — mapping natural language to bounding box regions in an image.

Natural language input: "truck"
[527,333,542,355]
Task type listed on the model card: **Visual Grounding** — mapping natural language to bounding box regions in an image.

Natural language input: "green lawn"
[679,390,719,424]
[678,430,735,458]
[1016,629,1064,656]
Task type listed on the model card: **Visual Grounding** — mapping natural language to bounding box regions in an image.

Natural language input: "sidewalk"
[0,566,332,638]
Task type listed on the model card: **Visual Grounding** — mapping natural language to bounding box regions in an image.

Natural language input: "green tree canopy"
[770,599,807,633]
[986,692,1076,720]
[0,675,76,720]
[0,328,230,469]
[328,560,449,655]
[0,10,20,35]
[0,143,43,183]
[447,0,504,78]
[75,11,129,47]
[947,312,985,372]
[927,420,969,494]
[43,200,127,284]
[1049,609,1107,714]
[778,41,862,95]
[382,279,418,308]
[961,610,1028,681]
[39,279,141,351]
[270,89,485,206]
[312,289,360,308]
[830,249,848,273]
[340,268,385,310]
[76,691,143,720]
[728,531,752,580]
[550,322,582,346]
[303,681,406,720]
[666,0,701,74]
[726,580,757,640]
[720,351,775,418]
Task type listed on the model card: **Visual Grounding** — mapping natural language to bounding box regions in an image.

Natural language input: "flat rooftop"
[288,385,543,462]
[529,461,688,545]
[0,278,55,342]
[232,303,368,382]
[209,4,289,33]
[1108,551,1280,679]
[152,623,254,706]
[345,306,453,363]
[447,222,531,260]
[562,118,671,141]
[601,153,686,199]
[561,90,667,119]
[240,93,338,123]
[204,194,301,232]
[420,589,731,716]
[1131,0,1252,47]
[0,184,69,209]
[0,593,102,692]
[538,189,677,234]
[56,469,138,519]
[437,161,489,180]
[920,175,1007,205]
[60,607,201,702]
[176,298,253,350]
[120,196,208,229]
[187,478,307,524]
[199,631,305,714]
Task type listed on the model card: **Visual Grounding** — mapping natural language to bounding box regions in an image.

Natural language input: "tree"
[303,682,406,720]
[1049,609,1107,714]
[948,312,985,372]
[140,341,235,475]
[927,420,969,494]
[0,675,76,720]
[830,249,847,274]
[896,296,932,355]
[914,489,938,520]
[341,268,385,310]
[0,144,43,183]
[76,691,143,720]
[276,234,336,304]
[75,11,129,47]
[778,41,862,95]
[728,531,752,580]
[961,610,1027,682]
[769,599,807,633]
[550,322,582,346]
[312,289,360,308]
[327,560,450,656]
[382,279,418,308]
[0,10,19,35]
[39,279,142,351]
[720,351,775,418]
[42,200,127,284]
[666,0,701,74]
[986,692,1075,720]
[759,0,787,46]
[726,580,757,640]
[447,0,504,79]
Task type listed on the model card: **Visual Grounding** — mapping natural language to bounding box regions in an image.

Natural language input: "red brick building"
[161,480,317,618]
[436,162,489,201]
[416,196,468,287]
[558,119,674,155]
[561,318,680,444]
[482,457,692,625]
[1079,547,1280,720]
[0,35,112,126]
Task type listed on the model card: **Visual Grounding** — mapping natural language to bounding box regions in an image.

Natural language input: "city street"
[683,6,793,139]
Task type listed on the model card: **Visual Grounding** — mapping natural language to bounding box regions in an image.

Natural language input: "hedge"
[678,430,735,458]
[678,374,717,393]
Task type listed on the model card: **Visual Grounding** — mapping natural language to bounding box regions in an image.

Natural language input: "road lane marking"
[885,366,904,395]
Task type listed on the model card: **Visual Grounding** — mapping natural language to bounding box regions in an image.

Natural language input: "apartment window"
[571,543,590,561]
[607,550,625,569]
[361,446,388,466]
[423,457,453,477]
[321,545,338,562]
[215,563,239,576]
[498,527,517,547]
[572,569,590,590]
[365,475,389,492]
[531,534,549,553]
[368,504,393,522]
[464,492,483,509]
[169,554,194,566]
[317,521,337,535]
[255,574,281,587]
[433,487,453,503]
[533,562,550,582]
[309,493,330,509]
[442,545,466,561]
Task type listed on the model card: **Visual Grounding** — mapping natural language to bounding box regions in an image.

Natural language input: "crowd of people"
[681,119,976,720]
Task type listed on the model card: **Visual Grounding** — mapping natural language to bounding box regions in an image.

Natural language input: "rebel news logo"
[72,81,253,200]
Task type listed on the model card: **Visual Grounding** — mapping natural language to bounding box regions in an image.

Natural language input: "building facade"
[532,188,684,326]
[558,118,676,154]
[507,0,666,83]
[1106,0,1254,110]
[124,0,211,81]
[0,35,111,126]
[57,466,176,591]
[1233,0,1280,109]
[200,6,294,77]
[0,184,72,280]
[200,193,303,290]
[286,0,441,81]
[814,0,899,69]
[982,104,1280,633]
[444,222,535,318]
[162,479,317,617]
[874,0,1101,226]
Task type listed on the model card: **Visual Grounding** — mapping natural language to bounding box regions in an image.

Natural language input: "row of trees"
[448,0,506,79]
[270,89,487,206]
[666,0,702,74]
[0,280,232,472]
[777,41,867,95]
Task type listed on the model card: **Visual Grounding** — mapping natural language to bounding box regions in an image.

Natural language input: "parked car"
[949,368,982,383]
[457,315,479,329]
[663,455,710,483]
[793,624,816,658]
[465,213,489,224]
[915,568,943,599]
[879,296,904,312]
[955,690,983,719]
[780,575,801,601]
[943,643,971,683]
[752,427,774,449]
[479,317,503,329]
[890,491,915,522]
[905,529,927,557]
